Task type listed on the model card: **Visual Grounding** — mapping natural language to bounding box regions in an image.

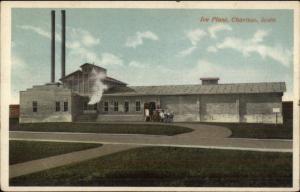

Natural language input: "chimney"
[51,10,55,83]
[61,10,66,79]
[200,77,219,85]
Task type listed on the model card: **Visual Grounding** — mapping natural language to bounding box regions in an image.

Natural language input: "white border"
[1,1,299,191]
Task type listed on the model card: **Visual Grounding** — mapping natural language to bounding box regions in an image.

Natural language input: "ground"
[10,146,292,187]
[199,122,293,139]
[10,120,293,139]
[9,140,102,165]
[8,121,293,187]
[10,122,193,136]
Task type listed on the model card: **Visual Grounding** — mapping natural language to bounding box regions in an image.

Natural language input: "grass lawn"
[9,140,102,165]
[10,122,193,136]
[199,122,293,139]
[10,147,292,187]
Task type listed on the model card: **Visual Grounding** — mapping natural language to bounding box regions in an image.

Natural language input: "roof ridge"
[128,81,285,88]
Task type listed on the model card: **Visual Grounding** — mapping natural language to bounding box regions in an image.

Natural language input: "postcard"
[1,1,299,191]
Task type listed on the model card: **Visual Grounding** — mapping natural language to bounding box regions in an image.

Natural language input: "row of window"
[103,101,141,112]
[32,101,68,112]
[83,101,141,112]
[56,101,69,112]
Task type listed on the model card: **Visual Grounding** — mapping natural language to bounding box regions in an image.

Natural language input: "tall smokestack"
[51,10,55,83]
[61,10,66,79]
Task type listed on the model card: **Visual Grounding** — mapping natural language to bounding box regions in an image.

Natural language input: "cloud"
[252,29,269,43]
[18,25,100,49]
[18,24,121,70]
[99,53,123,66]
[215,29,292,66]
[18,25,51,39]
[185,29,207,46]
[67,27,100,48]
[187,59,277,84]
[67,48,123,69]
[11,54,49,104]
[206,46,218,53]
[177,29,207,57]
[125,31,159,48]
[11,54,26,67]
[180,25,231,57]
[177,46,197,57]
[208,24,232,39]
[128,60,145,68]
[18,25,62,41]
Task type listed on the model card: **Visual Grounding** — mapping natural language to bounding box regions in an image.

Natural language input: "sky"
[11,8,294,104]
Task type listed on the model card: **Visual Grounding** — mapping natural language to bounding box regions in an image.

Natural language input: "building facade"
[19,63,286,124]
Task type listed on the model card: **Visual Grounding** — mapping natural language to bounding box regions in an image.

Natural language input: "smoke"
[88,68,108,105]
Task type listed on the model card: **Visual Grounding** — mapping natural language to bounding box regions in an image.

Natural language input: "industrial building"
[19,10,286,124]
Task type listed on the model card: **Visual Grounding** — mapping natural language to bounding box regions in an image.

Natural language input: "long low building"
[19,11,286,124]
[20,63,285,124]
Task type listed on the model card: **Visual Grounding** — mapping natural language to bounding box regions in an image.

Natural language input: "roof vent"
[200,77,219,85]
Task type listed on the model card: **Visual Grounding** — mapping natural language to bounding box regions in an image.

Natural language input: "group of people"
[145,108,174,123]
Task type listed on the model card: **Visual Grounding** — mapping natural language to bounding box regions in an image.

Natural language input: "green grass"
[9,140,102,165]
[198,122,293,139]
[10,147,292,187]
[10,122,193,136]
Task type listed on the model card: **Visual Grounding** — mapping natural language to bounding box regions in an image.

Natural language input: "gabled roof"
[80,63,106,71]
[103,82,286,96]
[60,70,82,80]
[60,69,126,85]
[104,76,127,85]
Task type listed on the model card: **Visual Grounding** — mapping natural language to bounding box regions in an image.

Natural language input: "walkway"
[10,144,137,178]
[9,123,292,178]
[10,122,292,153]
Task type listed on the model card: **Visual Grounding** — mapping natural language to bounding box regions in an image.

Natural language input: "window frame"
[32,101,38,112]
[103,101,109,112]
[55,101,60,112]
[63,101,68,112]
[124,101,129,113]
[83,101,88,110]
[114,101,119,112]
[135,101,141,112]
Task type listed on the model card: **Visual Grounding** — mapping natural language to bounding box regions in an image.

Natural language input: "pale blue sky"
[11,8,294,104]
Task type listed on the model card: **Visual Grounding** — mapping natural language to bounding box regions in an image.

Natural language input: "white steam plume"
[88,69,108,105]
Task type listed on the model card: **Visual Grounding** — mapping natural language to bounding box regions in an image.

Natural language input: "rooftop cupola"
[200,77,219,85]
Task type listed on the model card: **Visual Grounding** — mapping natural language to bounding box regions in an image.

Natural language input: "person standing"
[160,110,165,122]
[145,108,150,122]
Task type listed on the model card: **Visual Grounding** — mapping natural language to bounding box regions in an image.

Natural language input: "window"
[64,101,68,112]
[94,103,98,110]
[32,101,37,112]
[114,101,118,112]
[55,101,60,112]
[104,101,109,112]
[136,101,141,111]
[88,80,93,92]
[83,101,88,110]
[124,101,129,112]
[84,74,89,93]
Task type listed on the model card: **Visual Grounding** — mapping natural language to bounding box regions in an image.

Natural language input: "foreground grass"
[10,147,292,187]
[198,122,292,139]
[9,140,102,165]
[10,122,193,136]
